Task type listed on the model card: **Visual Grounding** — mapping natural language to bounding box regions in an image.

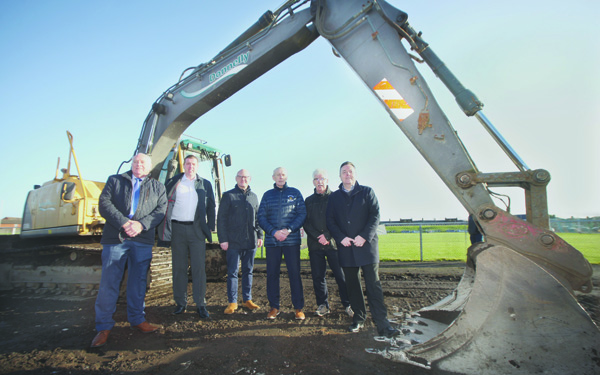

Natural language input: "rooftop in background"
[1,217,21,225]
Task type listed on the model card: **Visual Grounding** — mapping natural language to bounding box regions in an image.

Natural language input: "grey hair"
[273,167,287,176]
[312,168,328,179]
[133,153,152,169]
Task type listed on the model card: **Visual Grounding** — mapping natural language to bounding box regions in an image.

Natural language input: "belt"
[172,219,194,225]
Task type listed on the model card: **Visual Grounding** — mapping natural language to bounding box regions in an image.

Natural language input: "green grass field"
[284,231,600,264]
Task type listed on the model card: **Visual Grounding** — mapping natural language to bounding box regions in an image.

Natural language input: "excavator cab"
[158,137,231,202]
[20,131,105,238]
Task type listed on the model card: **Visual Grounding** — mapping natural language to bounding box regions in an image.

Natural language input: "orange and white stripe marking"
[373,78,414,121]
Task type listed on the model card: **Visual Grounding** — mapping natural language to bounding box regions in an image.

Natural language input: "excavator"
[131,0,598,373]
[4,0,597,372]
[2,132,230,299]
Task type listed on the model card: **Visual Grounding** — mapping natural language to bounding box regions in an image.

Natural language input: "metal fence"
[549,218,600,233]
[381,218,599,261]
[382,220,470,261]
[256,218,599,259]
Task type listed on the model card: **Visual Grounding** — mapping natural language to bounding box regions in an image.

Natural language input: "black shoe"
[378,326,400,338]
[348,322,364,333]
[197,306,210,319]
[172,305,186,315]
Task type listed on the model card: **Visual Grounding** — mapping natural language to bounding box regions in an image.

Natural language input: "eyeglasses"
[313,177,326,182]
[236,175,250,179]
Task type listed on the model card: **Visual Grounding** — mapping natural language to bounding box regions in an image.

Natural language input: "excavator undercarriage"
[0,235,226,301]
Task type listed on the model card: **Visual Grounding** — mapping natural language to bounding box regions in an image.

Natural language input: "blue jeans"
[95,240,153,331]
[226,247,257,303]
[266,245,304,310]
[309,249,350,308]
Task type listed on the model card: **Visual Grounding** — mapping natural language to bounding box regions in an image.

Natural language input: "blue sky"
[1,0,598,221]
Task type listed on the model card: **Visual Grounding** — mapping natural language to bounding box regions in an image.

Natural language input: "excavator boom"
[136,3,319,179]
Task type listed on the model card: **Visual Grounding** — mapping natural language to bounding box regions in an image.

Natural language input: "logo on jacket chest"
[287,195,296,202]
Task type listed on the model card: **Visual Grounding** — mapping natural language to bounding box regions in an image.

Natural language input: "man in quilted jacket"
[258,167,307,320]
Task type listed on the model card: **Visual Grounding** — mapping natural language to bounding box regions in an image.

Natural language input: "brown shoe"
[90,330,110,348]
[224,303,238,314]
[131,321,160,333]
[295,309,305,320]
[242,300,260,310]
[266,308,280,320]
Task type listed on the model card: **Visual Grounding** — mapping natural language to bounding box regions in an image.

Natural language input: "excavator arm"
[136,1,319,179]
[134,1,599,373]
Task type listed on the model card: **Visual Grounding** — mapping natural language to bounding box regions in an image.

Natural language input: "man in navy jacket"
[258,167,307,320]
[326,161,399,338]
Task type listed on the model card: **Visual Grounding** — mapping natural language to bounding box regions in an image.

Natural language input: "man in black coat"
[326,161,399,338]
[303,168,351,317]
[217,169,263,315]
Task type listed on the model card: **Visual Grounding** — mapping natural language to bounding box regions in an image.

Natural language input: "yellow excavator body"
[21,175,105,237]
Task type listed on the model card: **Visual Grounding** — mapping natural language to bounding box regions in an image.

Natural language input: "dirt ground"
[1,261,598,375]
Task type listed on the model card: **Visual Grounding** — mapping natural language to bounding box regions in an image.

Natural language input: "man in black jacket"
[217,169,263,314]
[303,168,351,318]
[91,153,167,348]
[158,155,216,319]
[326,161,399,338]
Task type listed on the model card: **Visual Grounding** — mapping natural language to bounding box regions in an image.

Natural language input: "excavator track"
[0,235,226,301]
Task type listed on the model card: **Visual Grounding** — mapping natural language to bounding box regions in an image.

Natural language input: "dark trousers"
[343,263,391,331]
[171,221,207,307]
[309,249,350,308]
[266,245,304,310]
[468,214,483,244]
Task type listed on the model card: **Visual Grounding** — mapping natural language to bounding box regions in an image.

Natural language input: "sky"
[1,0,599,222]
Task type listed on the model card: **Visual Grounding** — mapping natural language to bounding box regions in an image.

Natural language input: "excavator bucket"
[369,244,600,374]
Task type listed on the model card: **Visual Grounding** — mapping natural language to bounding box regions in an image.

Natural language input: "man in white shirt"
[158,155,216,319]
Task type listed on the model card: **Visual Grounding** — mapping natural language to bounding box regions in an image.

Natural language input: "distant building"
[1,217,21,235]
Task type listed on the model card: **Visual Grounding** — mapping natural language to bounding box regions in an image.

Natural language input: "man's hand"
[123,220,143,237]
[317,234,330,246]
[274,229,290,242]
[220,242,229,251]
[353,235,366,247]
[341,237,354,247]
[257,238,264,248]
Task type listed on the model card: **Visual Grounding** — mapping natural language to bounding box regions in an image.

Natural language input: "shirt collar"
[183,174,197,182]
[342,184,355,193]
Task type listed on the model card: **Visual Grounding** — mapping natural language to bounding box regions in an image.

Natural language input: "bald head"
[236,169,251,190]
[272,167,288,188]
